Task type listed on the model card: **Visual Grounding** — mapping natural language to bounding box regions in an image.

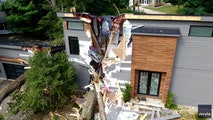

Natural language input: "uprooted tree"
[9,51,76,113]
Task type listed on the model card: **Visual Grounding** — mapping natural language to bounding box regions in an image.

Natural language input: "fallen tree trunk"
[81,90,96,120]
[81,83,106,120]
[0,74,25,104]
[97,91,107,120]
[94,75,107,120]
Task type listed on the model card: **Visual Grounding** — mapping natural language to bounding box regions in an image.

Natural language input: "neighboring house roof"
[0,38,51,47]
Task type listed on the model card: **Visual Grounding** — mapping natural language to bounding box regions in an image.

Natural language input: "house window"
[189,26,213,37]
[138,71,161,96]
[156,0,161,4]
[68,37,80,55]
[3,63,24,79]
[139,0,150,4]
[67,21,84,31]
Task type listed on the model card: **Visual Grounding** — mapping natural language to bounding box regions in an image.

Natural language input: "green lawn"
[144,5,182,14]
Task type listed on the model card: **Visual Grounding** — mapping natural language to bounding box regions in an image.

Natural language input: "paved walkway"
[137,6,166,14]
[135,6,166,14]
[140,7,166,14]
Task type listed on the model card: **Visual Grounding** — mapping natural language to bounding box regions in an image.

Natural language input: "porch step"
[133,98,165,108]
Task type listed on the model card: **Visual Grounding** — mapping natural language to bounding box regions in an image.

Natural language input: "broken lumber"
[0,57,29,64]
[102,33,115,61]
[0,74,25,104]
[89,26,102,53]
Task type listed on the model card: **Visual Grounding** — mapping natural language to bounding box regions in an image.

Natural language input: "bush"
[0,114,4,120]
[194,113,206,120]
[10,51,76,113]
[165,92,178,109]
[123,83,131,103]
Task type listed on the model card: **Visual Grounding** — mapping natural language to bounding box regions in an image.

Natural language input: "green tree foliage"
[179,0,213,15]
[164,0,185,10]
[119,0,129,8]
[0,0,48,39]
[83,0,116,15]
[165,92,178,109]
[0,0,130,40]
[0,0,64,40]
[10,51,76,113]
[123,83,131,103]
[73,0,129,16]
[164,0,184,6]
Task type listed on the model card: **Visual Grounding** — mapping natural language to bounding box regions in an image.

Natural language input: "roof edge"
[132,33,180,37]
[57,12,213,22]
[125,14,202,21]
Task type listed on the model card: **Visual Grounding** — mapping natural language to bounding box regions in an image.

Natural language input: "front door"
[138,71,161,96]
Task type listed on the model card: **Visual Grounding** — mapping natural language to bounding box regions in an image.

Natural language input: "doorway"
[138,71,161,96]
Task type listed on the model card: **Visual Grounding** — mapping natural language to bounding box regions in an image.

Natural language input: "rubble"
[65,13,181,120]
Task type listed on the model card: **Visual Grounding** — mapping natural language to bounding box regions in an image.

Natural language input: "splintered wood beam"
[89,26,102,53]
[102,33,115,61]
[0,57,29,64]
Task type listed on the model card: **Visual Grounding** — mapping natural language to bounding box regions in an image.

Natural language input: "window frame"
[189,25,213,37]
[67,21,84,31]
[3,63,25,79]
[68,36,80,55]
[138,71,162,96]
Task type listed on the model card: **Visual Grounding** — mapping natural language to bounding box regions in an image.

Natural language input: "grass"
[144,5,182,14]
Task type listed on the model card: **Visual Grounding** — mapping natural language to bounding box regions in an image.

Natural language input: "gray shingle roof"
[132,26,180,36]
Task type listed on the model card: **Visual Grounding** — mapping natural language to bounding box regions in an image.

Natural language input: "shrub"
[0,114,4,120]
[194,113,206,120]
[123,83,131,103]
[10,51,76,113]
[165,92,178,109]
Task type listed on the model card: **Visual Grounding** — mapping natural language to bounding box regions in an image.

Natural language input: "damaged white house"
[57,12,213,111]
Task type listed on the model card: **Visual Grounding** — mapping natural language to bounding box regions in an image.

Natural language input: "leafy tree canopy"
[164,0,185,6]
[0,0,130,40]
[73,0,129,16]
[179,0,213,15]
[0,0,50,39]
[10,51,76,113]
